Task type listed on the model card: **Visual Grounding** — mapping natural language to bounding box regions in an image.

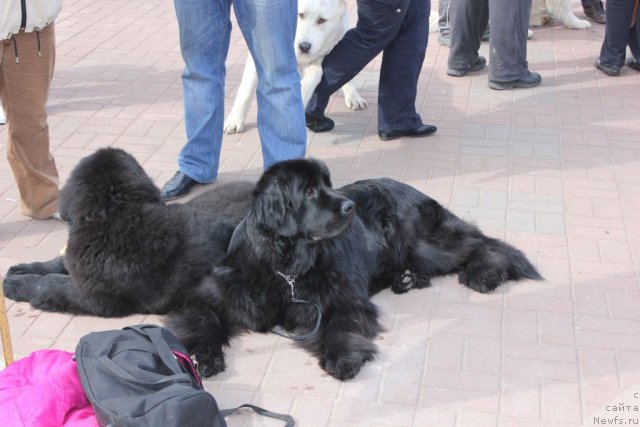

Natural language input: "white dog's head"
[295,0,348,65]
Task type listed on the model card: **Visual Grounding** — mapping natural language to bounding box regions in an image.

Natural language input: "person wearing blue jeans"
[304,0,437,141]
[162,0,307,200]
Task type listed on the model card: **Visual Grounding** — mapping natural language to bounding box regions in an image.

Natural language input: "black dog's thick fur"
[167,159,542,380]
[3,148,252,317]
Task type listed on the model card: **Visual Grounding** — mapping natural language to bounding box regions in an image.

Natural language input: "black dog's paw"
[6,257,66,276]
[321,350,375,381]
[391,271,432,294]
[458,268,507,293]
[31,292,71,312]
[3,275,40,302]
[321,356,364,381]
[392,271,416,294]
[193,349,226,378]
[7,263,38,276]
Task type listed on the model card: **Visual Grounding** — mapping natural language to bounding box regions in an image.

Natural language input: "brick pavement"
[2,1,640,425]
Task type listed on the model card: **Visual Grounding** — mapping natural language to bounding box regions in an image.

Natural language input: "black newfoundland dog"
[3,147,251,317]
[167,158,542,380]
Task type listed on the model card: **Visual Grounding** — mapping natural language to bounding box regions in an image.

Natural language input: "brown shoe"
[584,0,606,24]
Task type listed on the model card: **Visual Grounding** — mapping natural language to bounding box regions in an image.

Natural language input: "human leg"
[0,25,59,219]
[447,0,488,71]
[438,0,451,46]
[234,0,306,169]
[627,8,640,70]
[598,0,634,73]
[305,0,406,122]
[488,0,539,86]
[173,0,232,184]
[377,0,430,131]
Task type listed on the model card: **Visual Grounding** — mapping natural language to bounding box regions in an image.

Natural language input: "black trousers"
[599,0,639,68]
[306,0,430,132]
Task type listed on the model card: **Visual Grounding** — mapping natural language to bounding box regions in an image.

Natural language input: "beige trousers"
[0,23,59,219]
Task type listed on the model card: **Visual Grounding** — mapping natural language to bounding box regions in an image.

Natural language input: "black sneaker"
[305,114,335,133]
[447,56,487,77]
[626,59,640,72]
[438,33,451,48]
[489,71,542,90]
[596,60,620,76]
[481,26,490,42]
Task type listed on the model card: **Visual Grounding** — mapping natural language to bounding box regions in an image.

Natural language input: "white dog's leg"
[529,0,551,27]
[546,0,591,29]
[223,55,259,134]
[341,82,367,110]
[300,63,324,108]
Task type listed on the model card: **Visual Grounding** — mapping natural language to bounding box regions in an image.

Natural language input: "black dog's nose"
[341,200,355,215]
[298,42,311,53]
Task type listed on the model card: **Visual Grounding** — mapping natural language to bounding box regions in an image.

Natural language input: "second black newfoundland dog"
[3,147,252,316]
[167,158,542,380]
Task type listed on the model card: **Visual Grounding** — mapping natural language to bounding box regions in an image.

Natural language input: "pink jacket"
[0,350,98,427]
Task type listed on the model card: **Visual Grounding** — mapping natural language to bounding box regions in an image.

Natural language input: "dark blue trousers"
[305,0,430,132]
[599,0,639,68]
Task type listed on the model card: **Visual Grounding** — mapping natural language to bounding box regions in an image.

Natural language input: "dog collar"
[271,270,322,341]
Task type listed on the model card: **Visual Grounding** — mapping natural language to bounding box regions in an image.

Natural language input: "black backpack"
[75,324,294,427]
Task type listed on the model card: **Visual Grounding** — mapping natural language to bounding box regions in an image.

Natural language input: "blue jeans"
[174,0,306,183]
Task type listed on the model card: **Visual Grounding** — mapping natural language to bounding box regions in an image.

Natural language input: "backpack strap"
[219,404,295,426]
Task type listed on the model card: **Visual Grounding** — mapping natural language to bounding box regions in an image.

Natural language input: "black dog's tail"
[490,237,543,282]
[457,233,543,294]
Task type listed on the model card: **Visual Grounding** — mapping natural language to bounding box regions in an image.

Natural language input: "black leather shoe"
[627,59,640,72]
[160,171,199,201]
[488,71,542,90]
[596,60,620,76]
[378,124,437,141]
[306,114,335,133]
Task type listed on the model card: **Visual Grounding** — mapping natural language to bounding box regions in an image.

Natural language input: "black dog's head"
[59,147,161,222]
[247,158,355,240]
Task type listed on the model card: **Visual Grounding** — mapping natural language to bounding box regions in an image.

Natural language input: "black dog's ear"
[318,160,333,188]
[249,179,297,235]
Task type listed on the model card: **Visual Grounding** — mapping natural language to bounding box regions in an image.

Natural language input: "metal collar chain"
[272,270,322,341]
[276,271,297,300]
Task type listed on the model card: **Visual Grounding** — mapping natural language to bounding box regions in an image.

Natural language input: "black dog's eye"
[317,18,326,24]
[305,187,315,198]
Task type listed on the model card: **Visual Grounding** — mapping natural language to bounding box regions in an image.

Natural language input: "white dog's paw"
[565,18,591,29]
[223,115,245,134]
[344,93,367,110]
[528,29,534,39]
[530,14,553,27]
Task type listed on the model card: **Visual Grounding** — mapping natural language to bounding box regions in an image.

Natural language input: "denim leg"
[488,0,532,82]
[599,0,635,68]
[306,0,405,119]
[174,0,232,183]
[378,0,429,131]
[234,0,306,169]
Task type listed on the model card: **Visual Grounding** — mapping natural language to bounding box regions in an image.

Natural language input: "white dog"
[530,0,591,29]
[224,0,367,134]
